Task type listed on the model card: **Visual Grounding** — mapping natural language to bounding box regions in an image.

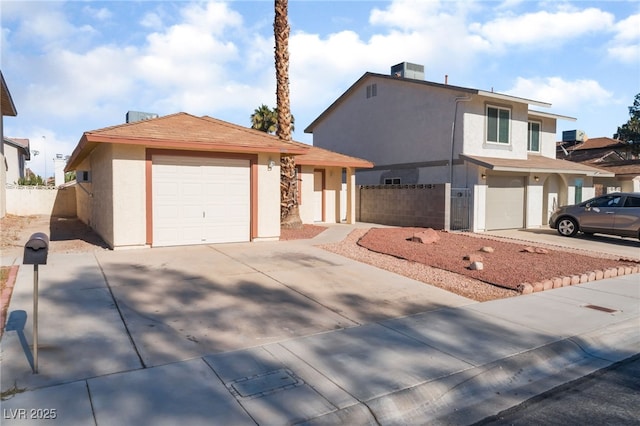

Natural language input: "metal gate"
[450,188,471,231]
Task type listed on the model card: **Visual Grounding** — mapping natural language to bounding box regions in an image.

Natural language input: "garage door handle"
[605,211,614,214]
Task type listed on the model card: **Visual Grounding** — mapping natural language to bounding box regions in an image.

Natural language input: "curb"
[304,318,640,425]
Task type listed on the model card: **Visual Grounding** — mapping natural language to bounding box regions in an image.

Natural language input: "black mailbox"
[23,232,50,265]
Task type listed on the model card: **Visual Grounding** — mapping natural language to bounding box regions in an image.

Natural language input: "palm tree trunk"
[274,0,302,229]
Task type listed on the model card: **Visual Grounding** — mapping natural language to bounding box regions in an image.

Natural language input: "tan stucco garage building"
[65,113,372,249]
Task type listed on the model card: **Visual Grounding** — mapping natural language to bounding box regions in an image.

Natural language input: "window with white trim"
[486,106,510,144]
[528,121,541,152]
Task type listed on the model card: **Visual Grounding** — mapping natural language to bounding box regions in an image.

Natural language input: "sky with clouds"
[1,0,639,178]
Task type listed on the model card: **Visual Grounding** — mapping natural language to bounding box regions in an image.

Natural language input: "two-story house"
[3,137,30,184]
[305,62,612,232]
[1,71,19,218]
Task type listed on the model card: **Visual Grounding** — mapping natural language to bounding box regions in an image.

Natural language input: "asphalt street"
[474,353,640,426]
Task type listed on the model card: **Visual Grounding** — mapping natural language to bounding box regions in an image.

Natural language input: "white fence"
[5,185,77,217]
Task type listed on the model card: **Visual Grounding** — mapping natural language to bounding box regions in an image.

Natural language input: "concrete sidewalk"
[1,233,639,425]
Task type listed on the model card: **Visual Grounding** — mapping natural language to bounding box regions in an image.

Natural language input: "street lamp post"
[42,136,47,185]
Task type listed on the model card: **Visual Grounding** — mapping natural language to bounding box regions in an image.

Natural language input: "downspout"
[449,96,471,185]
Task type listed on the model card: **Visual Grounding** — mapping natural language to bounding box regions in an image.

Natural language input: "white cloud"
[140,12,164,30]
[608,14,640,64]
[22,46,139,118]
[506,76,613,110]
[83,6,113,21]
[369,0,446,31]
[9,3,98,49]
[470,8,615,49]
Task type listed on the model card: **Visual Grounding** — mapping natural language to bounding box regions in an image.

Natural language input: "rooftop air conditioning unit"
[562,130,586,143]
[390,62,425,80]
[126,111,159,123]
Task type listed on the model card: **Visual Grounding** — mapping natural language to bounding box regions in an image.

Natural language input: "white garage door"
[152,156,250,246]
[486,175,525,230]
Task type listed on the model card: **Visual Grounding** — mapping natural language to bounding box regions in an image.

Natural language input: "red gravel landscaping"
[357,227,638,290]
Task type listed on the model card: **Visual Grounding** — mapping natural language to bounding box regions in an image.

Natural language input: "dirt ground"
[1,214,109,259]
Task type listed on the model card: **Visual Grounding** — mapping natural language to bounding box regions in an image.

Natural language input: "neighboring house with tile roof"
[64,112,372,249]
[306,62,611,232]
[3,137,30,184]
[556,136,640,194]
[1,70,18,218]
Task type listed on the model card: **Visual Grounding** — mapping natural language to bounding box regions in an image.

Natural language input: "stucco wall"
[4,144,21,184]
[462,98,532,160]
[256,153,281,240]
[89,144,115,248]
[0,152,6,218]
[298,165,345,224]
[6,186,76,216]
[357,183,450,230]
[111,145,146,248]
[324,167,343,223]
[298,166,315,223]
[75,157,92,226]
[314,77,461,166]
[1,117,5,218]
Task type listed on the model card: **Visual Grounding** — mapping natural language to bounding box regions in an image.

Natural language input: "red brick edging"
[517,265,640,294]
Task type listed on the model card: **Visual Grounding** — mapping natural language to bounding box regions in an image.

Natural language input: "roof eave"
[460,154,615,177]
[529,110,577,121]
[1,71,18,117]
[478,90,551,108]
[295,158,374,168]
[65,133,310,171]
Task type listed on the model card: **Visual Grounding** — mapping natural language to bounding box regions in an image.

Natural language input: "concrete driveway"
[91,236,474,368]
[484,226,640,260]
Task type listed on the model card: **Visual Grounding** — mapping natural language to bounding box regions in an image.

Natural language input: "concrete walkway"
[1,225,638,425]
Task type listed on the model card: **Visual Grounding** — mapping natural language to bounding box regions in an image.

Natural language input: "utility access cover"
[228,369,302,399]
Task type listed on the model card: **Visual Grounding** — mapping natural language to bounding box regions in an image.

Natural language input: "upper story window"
[486,105,510,144]
[528,121,541,152]
[384,177,401,185]
[366,84,377,99]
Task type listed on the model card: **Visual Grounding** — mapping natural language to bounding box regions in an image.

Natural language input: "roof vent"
[562,130,586,143]
[126,111,159,123]
[390,62,424,80]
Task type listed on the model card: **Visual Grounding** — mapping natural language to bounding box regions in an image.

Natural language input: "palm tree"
[274,0,302,228]
[251,104,277,133]
[250,104,295,134]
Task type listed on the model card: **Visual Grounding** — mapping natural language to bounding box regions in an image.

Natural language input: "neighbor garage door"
[485,175,525,230]
[152,155,250,246]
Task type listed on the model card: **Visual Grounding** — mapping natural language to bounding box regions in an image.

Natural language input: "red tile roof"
[67,113,309,170]
[559,137,627,151]
[67,112,373,171]
[285,140,373,168]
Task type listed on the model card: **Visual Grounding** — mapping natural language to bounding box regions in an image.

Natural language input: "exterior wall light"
[534,176,540,182]
[268,159,276,171]
[481,173,486,180]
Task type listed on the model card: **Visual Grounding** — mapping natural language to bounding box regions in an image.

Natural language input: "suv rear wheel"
[557,217,579,237]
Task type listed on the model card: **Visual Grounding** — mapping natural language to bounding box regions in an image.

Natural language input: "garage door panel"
[486,176,525,230]
[152,155,251,247]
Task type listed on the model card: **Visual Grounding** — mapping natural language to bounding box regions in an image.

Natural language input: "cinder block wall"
[356,183,450,230]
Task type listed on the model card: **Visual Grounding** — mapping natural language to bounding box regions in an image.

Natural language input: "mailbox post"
[23,232,49,374]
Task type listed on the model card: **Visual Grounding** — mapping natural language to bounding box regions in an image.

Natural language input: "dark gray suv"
[549,192,640,239]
